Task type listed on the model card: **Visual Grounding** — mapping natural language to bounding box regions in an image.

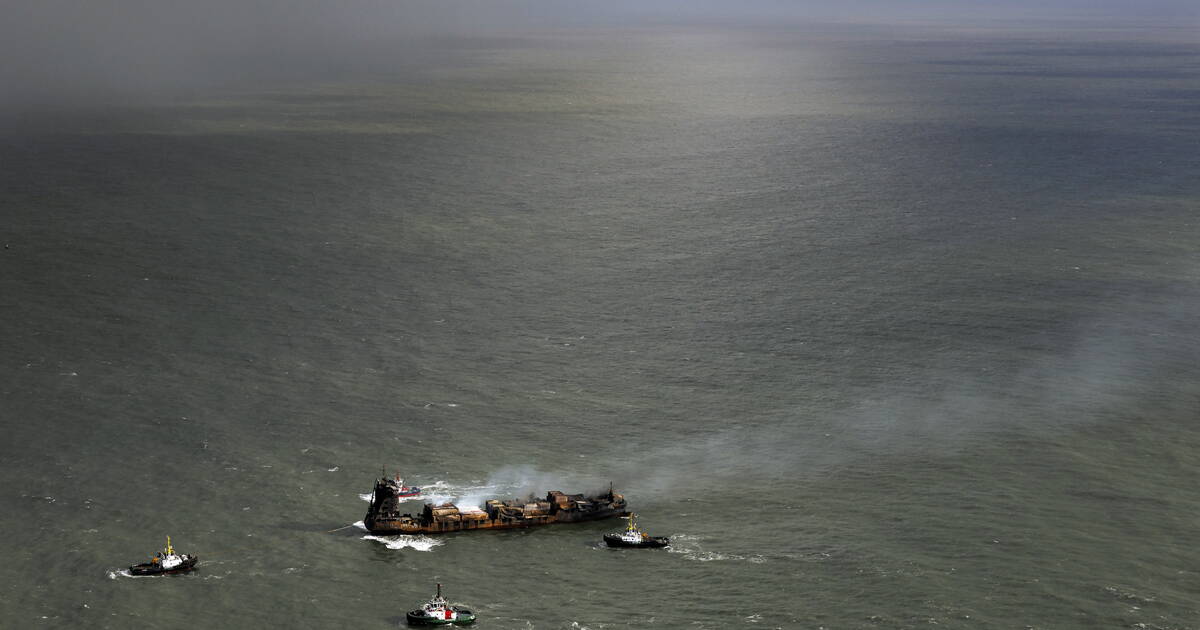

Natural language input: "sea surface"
[2,17,1199,630]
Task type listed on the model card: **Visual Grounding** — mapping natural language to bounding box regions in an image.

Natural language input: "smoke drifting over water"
[620,280,1200,499]
[443,465,611,509]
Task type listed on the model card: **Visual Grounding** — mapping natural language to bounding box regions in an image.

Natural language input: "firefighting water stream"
[3,13,1200,630]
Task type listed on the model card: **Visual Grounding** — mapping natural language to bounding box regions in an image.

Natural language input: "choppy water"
[2,18,1199,629]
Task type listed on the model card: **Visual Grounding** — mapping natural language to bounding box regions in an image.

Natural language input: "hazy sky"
[2,0,1196,108]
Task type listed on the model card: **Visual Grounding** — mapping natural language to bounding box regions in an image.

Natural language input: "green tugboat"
[406,583,476,626]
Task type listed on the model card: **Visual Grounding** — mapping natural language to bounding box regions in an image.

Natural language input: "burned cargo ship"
[363,477,628,535]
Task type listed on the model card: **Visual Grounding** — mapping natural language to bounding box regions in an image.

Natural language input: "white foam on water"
[352,520,367,531]
[683,550,741,562]
[665,534,748,562]
[358,493,373,502]
[107,569,153,579]
[362,534,443,552]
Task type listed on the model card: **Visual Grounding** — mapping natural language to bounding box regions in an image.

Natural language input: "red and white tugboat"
[406,583,476,626]
[382,471,422,498]
[129,536,198,576]
[603,513,669,549]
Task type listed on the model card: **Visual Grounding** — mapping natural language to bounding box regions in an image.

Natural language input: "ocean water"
[2,19,1199,629]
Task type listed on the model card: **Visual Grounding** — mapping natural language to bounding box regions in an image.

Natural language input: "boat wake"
[362,534,443,552]
[665,534,766,563]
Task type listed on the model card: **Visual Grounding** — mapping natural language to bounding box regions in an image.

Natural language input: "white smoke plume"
[616,277,1200,499]
[429,465,609,509]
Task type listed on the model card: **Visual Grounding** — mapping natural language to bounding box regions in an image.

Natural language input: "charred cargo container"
[364,479,628,535]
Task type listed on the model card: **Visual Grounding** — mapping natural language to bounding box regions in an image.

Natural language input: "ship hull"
[603,534,669,548]
[129,556,198,576]
[406,609,476,625]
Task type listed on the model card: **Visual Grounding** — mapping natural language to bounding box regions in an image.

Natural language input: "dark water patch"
[924,58,1020,67]
[983,44,1200,58]
[1144,88,1200,102]
[1064,488,1174,509]
[960,69,1199,80]
[252,92,385,105]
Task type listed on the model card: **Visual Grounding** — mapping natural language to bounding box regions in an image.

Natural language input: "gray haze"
[3,0,1196,108]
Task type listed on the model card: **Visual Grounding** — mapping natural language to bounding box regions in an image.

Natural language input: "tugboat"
[406,583,476,626]
[128,536,198,576]
[382,470,421,498]
[603,513,669,549]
